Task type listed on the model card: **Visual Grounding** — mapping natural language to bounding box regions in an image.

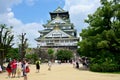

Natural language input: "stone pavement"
[0,63,120,80]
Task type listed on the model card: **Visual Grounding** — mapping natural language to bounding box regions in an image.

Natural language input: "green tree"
[0,24,14,67]
[78,0,120,72]
[47,48,54,60]
[6,48,20,60]
[34,48,49,62]
[25,53,39,64]
[56,49,73,62]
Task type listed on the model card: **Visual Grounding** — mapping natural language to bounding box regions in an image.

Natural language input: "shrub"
[90,61,119,72]
[25,53,39,64]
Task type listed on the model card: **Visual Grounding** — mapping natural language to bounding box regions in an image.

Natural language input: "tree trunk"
[0,52,4,69]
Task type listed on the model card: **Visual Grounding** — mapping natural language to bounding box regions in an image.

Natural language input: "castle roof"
[50,6,68,13]
[49,14,66,24]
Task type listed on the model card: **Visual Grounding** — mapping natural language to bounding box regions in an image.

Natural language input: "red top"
[11,60,17,69]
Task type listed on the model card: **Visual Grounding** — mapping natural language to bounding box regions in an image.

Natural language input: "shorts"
[12,68,16,74]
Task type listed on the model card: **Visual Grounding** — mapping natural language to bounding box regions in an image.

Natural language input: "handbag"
[26,66,30,73]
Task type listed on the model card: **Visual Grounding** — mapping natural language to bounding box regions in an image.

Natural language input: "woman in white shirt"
[0,65,2,73]
[16,60,22,78]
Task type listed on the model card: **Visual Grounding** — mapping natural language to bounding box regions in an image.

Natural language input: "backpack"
[36,61,40,65]
[25,66,30,73]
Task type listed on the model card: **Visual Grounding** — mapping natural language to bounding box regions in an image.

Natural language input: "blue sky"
[12,0,65,23]
[0,0,100,48]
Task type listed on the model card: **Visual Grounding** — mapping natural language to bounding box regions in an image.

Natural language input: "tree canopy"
[78,0,120,72]
[0,24,14,66]
[56,49,73,62]
[47,48,54,60]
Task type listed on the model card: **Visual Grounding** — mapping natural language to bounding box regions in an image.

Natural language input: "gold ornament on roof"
[54,25,59,30]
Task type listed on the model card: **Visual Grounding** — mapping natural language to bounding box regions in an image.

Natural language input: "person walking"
[22,60,29,80]
[72,60,76,68]
[35,59,41,73]
[48,60,52,71]
[76,61,79,69]
[6,61,12,78]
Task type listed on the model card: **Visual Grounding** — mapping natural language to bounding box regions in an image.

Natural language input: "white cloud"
[0,0,43,48]
[25,0,38,6]
[64,0,101,36]
[14,23,43,48]
[0,0,22,13]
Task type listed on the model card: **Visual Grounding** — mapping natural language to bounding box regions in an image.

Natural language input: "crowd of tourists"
[72,57,90,69]
[0,57,90,80]
[6,59,30,80]
[4,58,52,80]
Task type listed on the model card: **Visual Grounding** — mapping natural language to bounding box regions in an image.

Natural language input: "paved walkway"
[0,63,120,80]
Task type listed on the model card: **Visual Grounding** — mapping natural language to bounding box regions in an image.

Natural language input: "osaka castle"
[36,7,79,51]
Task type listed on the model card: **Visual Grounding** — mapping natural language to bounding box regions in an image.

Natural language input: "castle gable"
[53,6,65,13]
[44,28,71,38]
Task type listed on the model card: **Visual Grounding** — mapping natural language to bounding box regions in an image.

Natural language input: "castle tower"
[36,7,79,51]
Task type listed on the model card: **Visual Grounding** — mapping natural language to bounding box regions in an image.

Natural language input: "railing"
[40,43,77,46]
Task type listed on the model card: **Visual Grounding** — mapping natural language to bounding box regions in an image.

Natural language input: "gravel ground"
[0,63,120,80]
